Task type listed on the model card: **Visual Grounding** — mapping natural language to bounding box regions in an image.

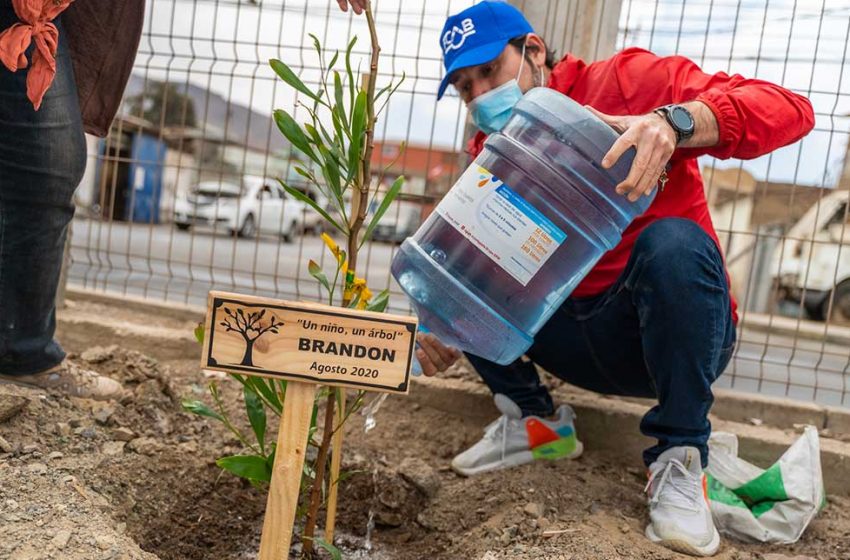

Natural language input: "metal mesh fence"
[68,0,850,407]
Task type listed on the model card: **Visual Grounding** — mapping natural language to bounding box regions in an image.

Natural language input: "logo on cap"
[442,18,476,54]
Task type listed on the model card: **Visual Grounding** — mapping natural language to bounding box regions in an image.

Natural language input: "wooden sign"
[200,290,418,559]
[202,291,417,393]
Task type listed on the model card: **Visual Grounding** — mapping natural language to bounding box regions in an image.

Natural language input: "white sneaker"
[451,393,583,476]
[0,361,125,401]
[645,446,720,557]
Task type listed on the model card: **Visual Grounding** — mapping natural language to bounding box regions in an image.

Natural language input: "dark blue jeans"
[466,218,737,468]
[0,9,86,375]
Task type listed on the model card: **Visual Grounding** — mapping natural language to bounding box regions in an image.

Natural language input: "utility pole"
[508,0,623,62]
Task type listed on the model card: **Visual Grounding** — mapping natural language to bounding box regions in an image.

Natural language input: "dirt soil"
[1,297,849,560]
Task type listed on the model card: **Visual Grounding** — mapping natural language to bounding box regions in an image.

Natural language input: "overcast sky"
[136,0,850,187]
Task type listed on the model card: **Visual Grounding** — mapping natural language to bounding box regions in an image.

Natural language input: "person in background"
[0,0,145,400]
[338,0,813,556]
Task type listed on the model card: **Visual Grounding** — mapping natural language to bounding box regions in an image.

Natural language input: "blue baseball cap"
[437,1,534,100]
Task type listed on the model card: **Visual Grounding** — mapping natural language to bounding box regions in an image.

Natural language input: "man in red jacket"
[339,1,814,555]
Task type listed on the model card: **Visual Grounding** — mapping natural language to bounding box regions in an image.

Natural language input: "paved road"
[69,217,399,309]
[68,218,850,408]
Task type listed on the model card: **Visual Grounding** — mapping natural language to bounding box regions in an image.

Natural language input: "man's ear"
[524,33,548,68]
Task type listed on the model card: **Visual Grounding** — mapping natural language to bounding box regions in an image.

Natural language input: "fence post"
[508,0,623,62]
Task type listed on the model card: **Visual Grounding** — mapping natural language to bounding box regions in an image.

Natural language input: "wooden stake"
[324,389,346,544]
[258,381,317,560]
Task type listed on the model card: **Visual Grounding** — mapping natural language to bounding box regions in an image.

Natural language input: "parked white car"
[174,176,306,242]
[772,190,850,324]
[369,199,422,244]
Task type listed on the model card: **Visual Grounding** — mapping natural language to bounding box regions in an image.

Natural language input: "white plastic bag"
[705,426,826,544]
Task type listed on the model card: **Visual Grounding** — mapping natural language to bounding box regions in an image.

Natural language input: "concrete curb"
[65,286,207,319]
[409,376,850,497]
[741,312,850,346]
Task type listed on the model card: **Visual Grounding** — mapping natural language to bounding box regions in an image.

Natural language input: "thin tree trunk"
[302,2,381,557]
[240,339,255,366]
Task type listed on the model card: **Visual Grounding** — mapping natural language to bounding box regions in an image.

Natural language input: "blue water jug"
[392,87,655,366]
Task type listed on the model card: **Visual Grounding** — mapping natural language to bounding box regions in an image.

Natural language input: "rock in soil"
[51,529,73,549]
[398,456,441,499]
[112,427,136,441]
[0,389,29,423]
[80,345,117,364]
[102,441,126,456]
[127,437,161,456]
[523,502,544,519]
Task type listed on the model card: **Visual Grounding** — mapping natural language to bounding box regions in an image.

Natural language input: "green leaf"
[345,36,357,115]
[193,323,204,344]
[362,175,404,245]
[347,291,362,309]
[294,165,313,180]
[308,259,331,293]
[274,110,319,164]
[216,455,271,483]
[308,33,322,57]
[310,400,320,432]
[333,71,345,123]
[279,179,343,232]
[265,444,276,471]
[313,537,342,560]
[365,289,390,312]
[316,120,339,153]
[181,399,224,422]
[327,50,339,71]
[335,469,367,485]
[243,384,267,454]
[318,145,342,199]
[269,59,320,103]
[348,90,368,180]
[249,377,282,415]
[376,71,406,101]
[330,102,348,145]
[304,123,323,146]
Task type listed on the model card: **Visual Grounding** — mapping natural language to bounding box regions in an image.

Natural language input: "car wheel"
[175,223,191,231]
[826,280,850,325]
[282,221,297,243]
[239,214,256,238]
[805,297,826,321]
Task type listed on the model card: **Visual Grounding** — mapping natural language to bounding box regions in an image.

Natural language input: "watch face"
[670,106,694,132]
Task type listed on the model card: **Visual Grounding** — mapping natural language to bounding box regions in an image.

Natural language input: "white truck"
[772,190,850,324]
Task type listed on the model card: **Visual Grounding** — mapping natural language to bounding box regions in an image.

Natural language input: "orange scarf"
[0,0,74,110]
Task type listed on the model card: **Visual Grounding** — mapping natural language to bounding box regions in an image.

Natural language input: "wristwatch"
[654,104,695,145]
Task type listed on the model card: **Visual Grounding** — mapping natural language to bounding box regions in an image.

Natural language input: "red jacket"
[466,47,815,321]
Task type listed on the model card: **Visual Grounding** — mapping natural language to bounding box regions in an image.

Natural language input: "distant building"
[703,165,840,310]
[362,141,463,242]
[77,73,299,224]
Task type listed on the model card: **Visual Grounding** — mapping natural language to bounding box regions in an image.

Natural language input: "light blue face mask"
[468,79,524,135]
[468,42,542,135]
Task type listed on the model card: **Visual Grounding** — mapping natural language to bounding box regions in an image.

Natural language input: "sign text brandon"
[297,337,397,363]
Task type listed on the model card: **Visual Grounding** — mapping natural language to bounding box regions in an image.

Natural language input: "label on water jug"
[435,165,567,286]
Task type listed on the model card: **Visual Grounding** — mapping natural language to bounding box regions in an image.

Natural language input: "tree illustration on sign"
[220,307,285,367]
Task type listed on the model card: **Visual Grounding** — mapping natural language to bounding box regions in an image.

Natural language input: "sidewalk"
[741,312,850,345]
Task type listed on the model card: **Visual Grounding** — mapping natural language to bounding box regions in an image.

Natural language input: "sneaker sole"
[452,439,583,477]
[645,524,720,557]
[0,373,124,401]
[0,375,44,391]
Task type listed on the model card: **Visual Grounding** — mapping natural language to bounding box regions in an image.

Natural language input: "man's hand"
[416,333,463,377]
[586,106,676,202]
[336,0,368,14]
